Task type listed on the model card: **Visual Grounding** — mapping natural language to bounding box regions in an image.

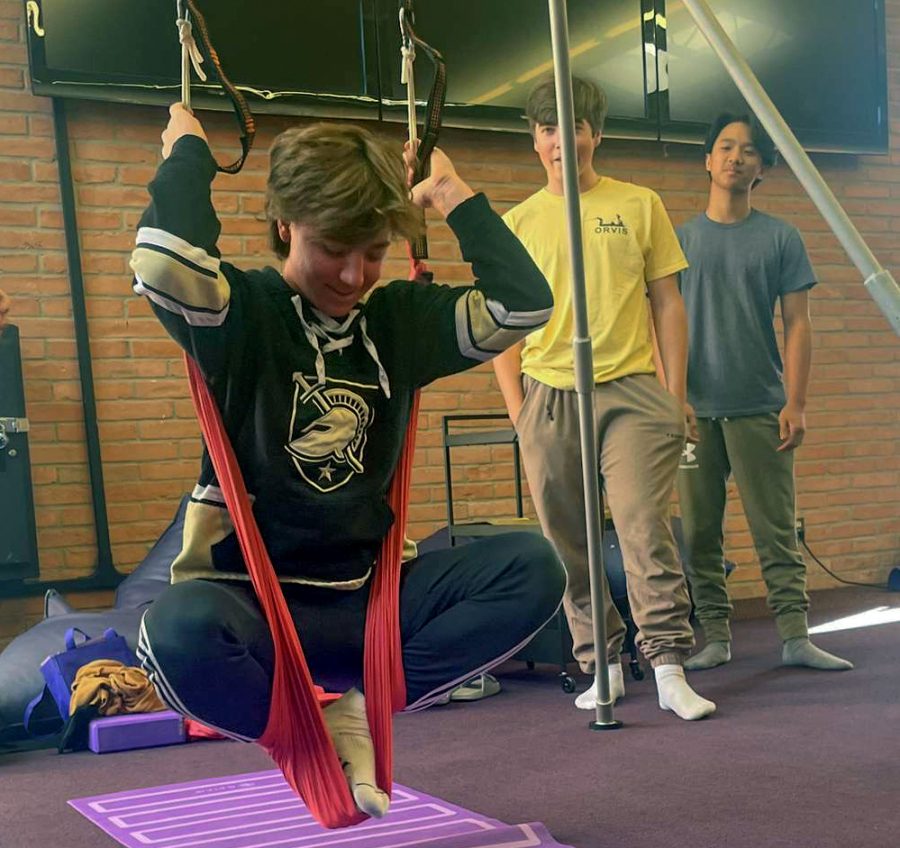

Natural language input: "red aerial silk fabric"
[184,353,418,829]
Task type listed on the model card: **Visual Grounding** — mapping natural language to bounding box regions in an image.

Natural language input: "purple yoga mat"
[69,769,573,848]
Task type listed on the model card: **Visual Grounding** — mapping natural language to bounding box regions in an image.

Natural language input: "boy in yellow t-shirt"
[495,76,714,720]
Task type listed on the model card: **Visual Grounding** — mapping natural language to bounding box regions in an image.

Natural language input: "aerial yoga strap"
[173,1,443,828]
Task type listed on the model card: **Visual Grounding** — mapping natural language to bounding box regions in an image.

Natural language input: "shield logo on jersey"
[285,372,373,492]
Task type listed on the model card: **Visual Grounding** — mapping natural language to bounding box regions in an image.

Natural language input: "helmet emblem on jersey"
[286,372,372,492]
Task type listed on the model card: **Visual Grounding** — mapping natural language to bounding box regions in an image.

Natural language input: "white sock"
[322,688,390,818]
[575,662,625,710]
[782,637,853,671]
[655,664,716,721]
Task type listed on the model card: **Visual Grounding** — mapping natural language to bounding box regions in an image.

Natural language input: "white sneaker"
[434,673,502,706]
[452,673,501,701]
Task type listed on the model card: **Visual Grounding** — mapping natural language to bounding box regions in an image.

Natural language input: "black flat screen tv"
[23,1,890,154]
[25,0,381,118]
[375,0,656,139]
[660,0,889,153]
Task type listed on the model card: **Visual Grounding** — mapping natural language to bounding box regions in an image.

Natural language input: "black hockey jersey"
[130,136,552,587]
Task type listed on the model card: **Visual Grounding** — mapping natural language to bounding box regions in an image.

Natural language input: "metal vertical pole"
[547,0,621,731]
[680,0,900,335]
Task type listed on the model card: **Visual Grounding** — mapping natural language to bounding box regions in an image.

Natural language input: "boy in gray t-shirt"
[676,112,852,672]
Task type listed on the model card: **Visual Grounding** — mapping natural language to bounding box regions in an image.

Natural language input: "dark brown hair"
[525,74,609,135]
[266,123,422,258]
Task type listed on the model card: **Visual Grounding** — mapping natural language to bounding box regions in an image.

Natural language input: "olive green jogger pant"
[677,413,809,644]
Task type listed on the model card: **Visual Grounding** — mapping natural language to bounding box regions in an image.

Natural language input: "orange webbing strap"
[400,0,446,262]
[407,244,432,285]
[180,0,256,174]
[185,354,413,828]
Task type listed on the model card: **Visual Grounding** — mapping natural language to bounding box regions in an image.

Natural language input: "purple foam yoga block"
[88,710,186,754]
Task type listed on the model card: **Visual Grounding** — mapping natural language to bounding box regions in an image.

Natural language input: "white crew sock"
[655,664,716,720]
[322,687,389,818]
[575,662,625,710]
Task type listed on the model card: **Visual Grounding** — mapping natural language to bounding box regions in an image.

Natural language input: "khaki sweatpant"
[676,413,809,644]
[516,373,694,671]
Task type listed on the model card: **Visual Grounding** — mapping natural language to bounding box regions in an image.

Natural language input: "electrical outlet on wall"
[795,516,806,543]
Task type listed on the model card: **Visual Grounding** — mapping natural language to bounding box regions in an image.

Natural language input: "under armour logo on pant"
[679,442,698,469]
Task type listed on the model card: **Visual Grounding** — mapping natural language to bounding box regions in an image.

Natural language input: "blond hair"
[266,123,423,258]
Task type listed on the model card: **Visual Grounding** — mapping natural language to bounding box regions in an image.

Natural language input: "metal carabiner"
[176,0,192,109]
[399,5,417,147]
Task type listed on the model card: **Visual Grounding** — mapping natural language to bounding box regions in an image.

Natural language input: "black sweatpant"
[138,532,565,740]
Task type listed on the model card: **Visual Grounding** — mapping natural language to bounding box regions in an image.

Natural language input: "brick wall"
[1,0,898,611]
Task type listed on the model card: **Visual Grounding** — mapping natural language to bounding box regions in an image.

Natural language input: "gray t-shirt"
[677,210,816,418]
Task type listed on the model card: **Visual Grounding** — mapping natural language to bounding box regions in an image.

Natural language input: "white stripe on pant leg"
[403,586,567,713]
[138,612,256,743]
[138,575,569,724]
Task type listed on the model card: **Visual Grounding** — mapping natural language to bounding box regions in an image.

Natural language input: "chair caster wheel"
[629,660,644,681]
[560,673,576,693]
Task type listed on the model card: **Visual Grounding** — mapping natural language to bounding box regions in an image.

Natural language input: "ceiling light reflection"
[809,606,900,634]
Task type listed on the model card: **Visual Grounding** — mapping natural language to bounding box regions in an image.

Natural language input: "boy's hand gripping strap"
[176,0,256,174]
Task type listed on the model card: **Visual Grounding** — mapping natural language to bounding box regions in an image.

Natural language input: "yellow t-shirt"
[503,178,688,389]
